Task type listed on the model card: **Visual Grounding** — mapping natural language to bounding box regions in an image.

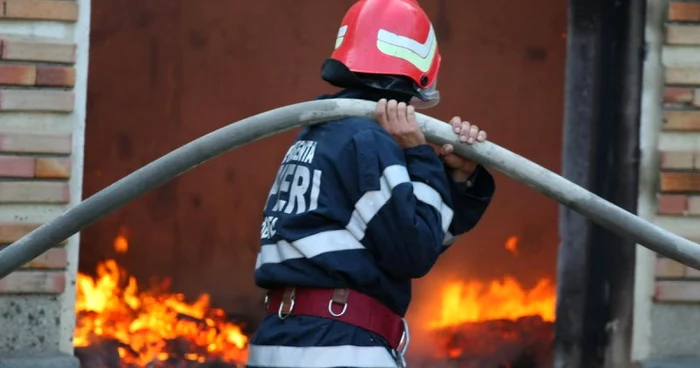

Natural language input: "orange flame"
[428,276,556,330]
[428,236,556,336]
[74,259,249,365]
[113,235,128,253]
[505,236,519,256]
[75,234,554,364]
[113,227,129,253]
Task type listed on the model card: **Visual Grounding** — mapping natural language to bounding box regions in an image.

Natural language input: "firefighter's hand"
[375,99,427,148]
[439,116,487,182]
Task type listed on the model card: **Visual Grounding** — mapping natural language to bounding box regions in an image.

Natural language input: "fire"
[113,227,129,253]
[113,235,128,253]
[428,276,556,330]
[74,258,249,365]
[74,233,554,365]
[426,236,557,362]
[505,236,519,256]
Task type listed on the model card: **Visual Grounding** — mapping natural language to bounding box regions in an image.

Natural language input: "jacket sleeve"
[347,128,454,279]
[442,164,496,248]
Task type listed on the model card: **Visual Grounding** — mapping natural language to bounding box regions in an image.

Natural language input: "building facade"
[635,0,700,365]
[0,0,699,367]
[0,1,89,367]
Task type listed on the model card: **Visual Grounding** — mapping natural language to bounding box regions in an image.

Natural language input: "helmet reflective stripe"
[335,25,348,49]
[376,26,437,73]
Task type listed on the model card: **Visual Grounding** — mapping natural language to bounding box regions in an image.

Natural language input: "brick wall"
[655,1,700,303]
[0,0,88,366]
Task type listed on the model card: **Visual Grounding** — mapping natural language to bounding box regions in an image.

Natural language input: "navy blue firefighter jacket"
[246,89,495,368]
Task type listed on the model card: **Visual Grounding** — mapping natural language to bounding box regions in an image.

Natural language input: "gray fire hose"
[0,98,699,278]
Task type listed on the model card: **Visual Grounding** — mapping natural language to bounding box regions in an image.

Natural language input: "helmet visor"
[410,78,440,109]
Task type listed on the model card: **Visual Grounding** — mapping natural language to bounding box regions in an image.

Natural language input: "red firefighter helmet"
[323,0,442,109]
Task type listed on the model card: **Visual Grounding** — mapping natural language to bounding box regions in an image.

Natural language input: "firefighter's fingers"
[459,121,472,142]
[477,129,488,142]
[465,124,479,144]
[375,99,388,126]
[450,116,462,134]
[386,99,399,126]
[397,102,408,125]
[440,147,469,170]
[377,99,425,148]
[466,124,479,144]
[406,104,418,128]
[440,143,454,156]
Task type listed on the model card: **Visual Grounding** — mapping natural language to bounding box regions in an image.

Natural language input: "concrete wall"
[0,0,90,367]
[634,0,700,363]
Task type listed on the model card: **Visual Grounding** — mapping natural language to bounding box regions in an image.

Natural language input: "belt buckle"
[395,318,410,367]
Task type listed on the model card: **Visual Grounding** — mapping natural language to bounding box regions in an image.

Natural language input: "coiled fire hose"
[0,98,699,278]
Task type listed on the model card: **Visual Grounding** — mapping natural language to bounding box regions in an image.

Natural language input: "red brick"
[667,25,700,45]
[657,194,688,215]
[0,181,69,203]
[665,67,700,85]
[0,133,71,154]
[660,172,700,192]
[0,89,74,112]
[19,247,66,269]
[663,110,700,131]
[0,223,39,243]
[0,155,35,177]
[664,88,694,104]
[2,0,78,22]
[655,280,700,301]
[656,257,687,278]
[660,151,695,169]
[0,64,36,85]
[0,271,65,294]
[669,2,700,22]
[34,157,71,179]
[689,195,700,215]
[0,222,67,245]
[35,66,75,87]
[0,39,76,63]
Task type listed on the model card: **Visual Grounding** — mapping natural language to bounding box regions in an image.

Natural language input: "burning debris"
[74,235,556,368]
[74,259,249,367]
[424,316,554,368]
[428,277,556,330]
[422,275,556,368]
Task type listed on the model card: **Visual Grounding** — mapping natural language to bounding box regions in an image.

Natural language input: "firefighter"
[247,0,495,367]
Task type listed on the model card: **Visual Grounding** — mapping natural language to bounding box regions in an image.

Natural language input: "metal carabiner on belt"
[277,298,295,320]
[394,318,410,368]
